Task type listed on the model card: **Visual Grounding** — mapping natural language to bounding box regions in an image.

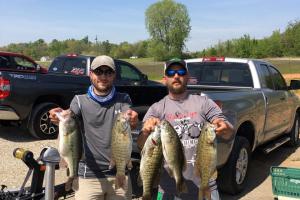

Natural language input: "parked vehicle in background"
[0,52,167,139]
[184,57,300,194]
[2,52,299,195]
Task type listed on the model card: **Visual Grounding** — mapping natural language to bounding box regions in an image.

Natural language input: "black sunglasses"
[92,69,115,76]
[165,69,187,77]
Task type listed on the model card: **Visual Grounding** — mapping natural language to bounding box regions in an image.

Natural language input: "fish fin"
[137,174,143,187]
[176,179,188,194]
[153,163,163,188]
[109,159,116,170]
[153,173,161,188]
[71,177,79,191]
[142,194,152,200]
[180,142,187,171]
[140,146,146,157]
[59,158,68,168]
[198,189,204,200]
[115,174,126,189]
[127,160,133,170]
[165,166,174,178]
[212,170,218,180]
[65,177,75,192]
[204,187,212,200]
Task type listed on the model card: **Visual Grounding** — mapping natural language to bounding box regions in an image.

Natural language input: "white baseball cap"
[91,55,116,71]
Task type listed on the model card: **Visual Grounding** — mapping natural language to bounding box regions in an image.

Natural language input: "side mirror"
[142,74,148,81]
[289,80,300,90]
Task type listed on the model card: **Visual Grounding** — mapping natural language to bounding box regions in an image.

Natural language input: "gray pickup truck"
[184,57,300,194]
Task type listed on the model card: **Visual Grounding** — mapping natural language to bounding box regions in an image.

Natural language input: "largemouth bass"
[160,120,187,195]
[139,125,163,200]
[195,123,217,200]
[57,110,82,191]
[110,112,133,189]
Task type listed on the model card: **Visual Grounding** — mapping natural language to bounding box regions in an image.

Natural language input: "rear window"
[49,57,87,75]
[187,62,253,87]
[0,55,10,68]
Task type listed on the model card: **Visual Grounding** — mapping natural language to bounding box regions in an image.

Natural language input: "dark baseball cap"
[164,58,188,74]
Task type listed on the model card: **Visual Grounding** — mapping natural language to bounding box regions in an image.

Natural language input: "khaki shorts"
[75,176,132,200]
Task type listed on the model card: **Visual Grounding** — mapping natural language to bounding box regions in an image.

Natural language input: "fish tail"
[115,173,126,189]
[71,177,79,191]
[65,177,76,192]
[126,159,133,170]
[198,187,211,200]
[204,188,212,200]
[142,193,152,200]
[176,179,188,194]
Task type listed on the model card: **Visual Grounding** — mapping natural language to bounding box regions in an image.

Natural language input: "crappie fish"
[57,110,82,191]
[195,123,217,200]
[139,125,163,200]
[110,112,133,189]
[160,120,187,195]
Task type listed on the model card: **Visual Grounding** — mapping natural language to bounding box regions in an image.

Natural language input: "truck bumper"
[0,106,20,120]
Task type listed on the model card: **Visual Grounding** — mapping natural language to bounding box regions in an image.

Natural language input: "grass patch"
[123,57,164,80]
[266,58,300,74]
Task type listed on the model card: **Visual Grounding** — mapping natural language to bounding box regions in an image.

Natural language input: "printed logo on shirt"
[167,111,204,139]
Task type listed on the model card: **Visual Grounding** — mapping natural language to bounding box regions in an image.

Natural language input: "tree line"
[0,37,150,61]
[194,20,300,59]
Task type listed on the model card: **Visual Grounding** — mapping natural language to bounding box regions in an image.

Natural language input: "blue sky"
[0,0,299,51]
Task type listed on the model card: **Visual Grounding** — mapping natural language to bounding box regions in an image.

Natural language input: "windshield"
[187,62,253,87]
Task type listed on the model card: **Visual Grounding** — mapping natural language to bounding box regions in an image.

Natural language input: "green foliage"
[1,20,300,61]
[201,20,300,58]
[145,0,191,60]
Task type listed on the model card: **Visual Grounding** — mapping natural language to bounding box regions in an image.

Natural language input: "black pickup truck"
[0,52,167,139]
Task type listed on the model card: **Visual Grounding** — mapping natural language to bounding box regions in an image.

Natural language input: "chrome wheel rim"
[236,148,248,184]
[40,112,57,136]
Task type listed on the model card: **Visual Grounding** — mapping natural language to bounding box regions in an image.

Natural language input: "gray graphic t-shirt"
[143,94,227,199]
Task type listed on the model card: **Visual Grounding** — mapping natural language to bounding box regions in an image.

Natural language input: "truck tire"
[29,102,59,139]
[288,113,300,147]
[217,136,251,194]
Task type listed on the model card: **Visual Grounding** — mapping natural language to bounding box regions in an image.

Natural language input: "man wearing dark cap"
[50,55,138,200]
[137,59,234,200]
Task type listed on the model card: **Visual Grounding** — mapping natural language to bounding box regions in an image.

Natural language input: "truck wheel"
[29,102,59,139]
[288,113,299,147]
[217,136,251,194]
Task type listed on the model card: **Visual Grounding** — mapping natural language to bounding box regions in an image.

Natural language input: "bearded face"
[164,65,189,95]
[90,66,116,95]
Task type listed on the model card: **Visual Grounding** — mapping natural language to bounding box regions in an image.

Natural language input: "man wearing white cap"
[50,55,138,200]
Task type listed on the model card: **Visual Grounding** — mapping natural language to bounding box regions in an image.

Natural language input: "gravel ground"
[0,125,70,199]
[0,125,299,200]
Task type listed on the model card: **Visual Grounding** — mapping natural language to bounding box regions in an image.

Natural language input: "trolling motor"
[41,147,61,200]
[3,147,72,200]
[13,148,47,199]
